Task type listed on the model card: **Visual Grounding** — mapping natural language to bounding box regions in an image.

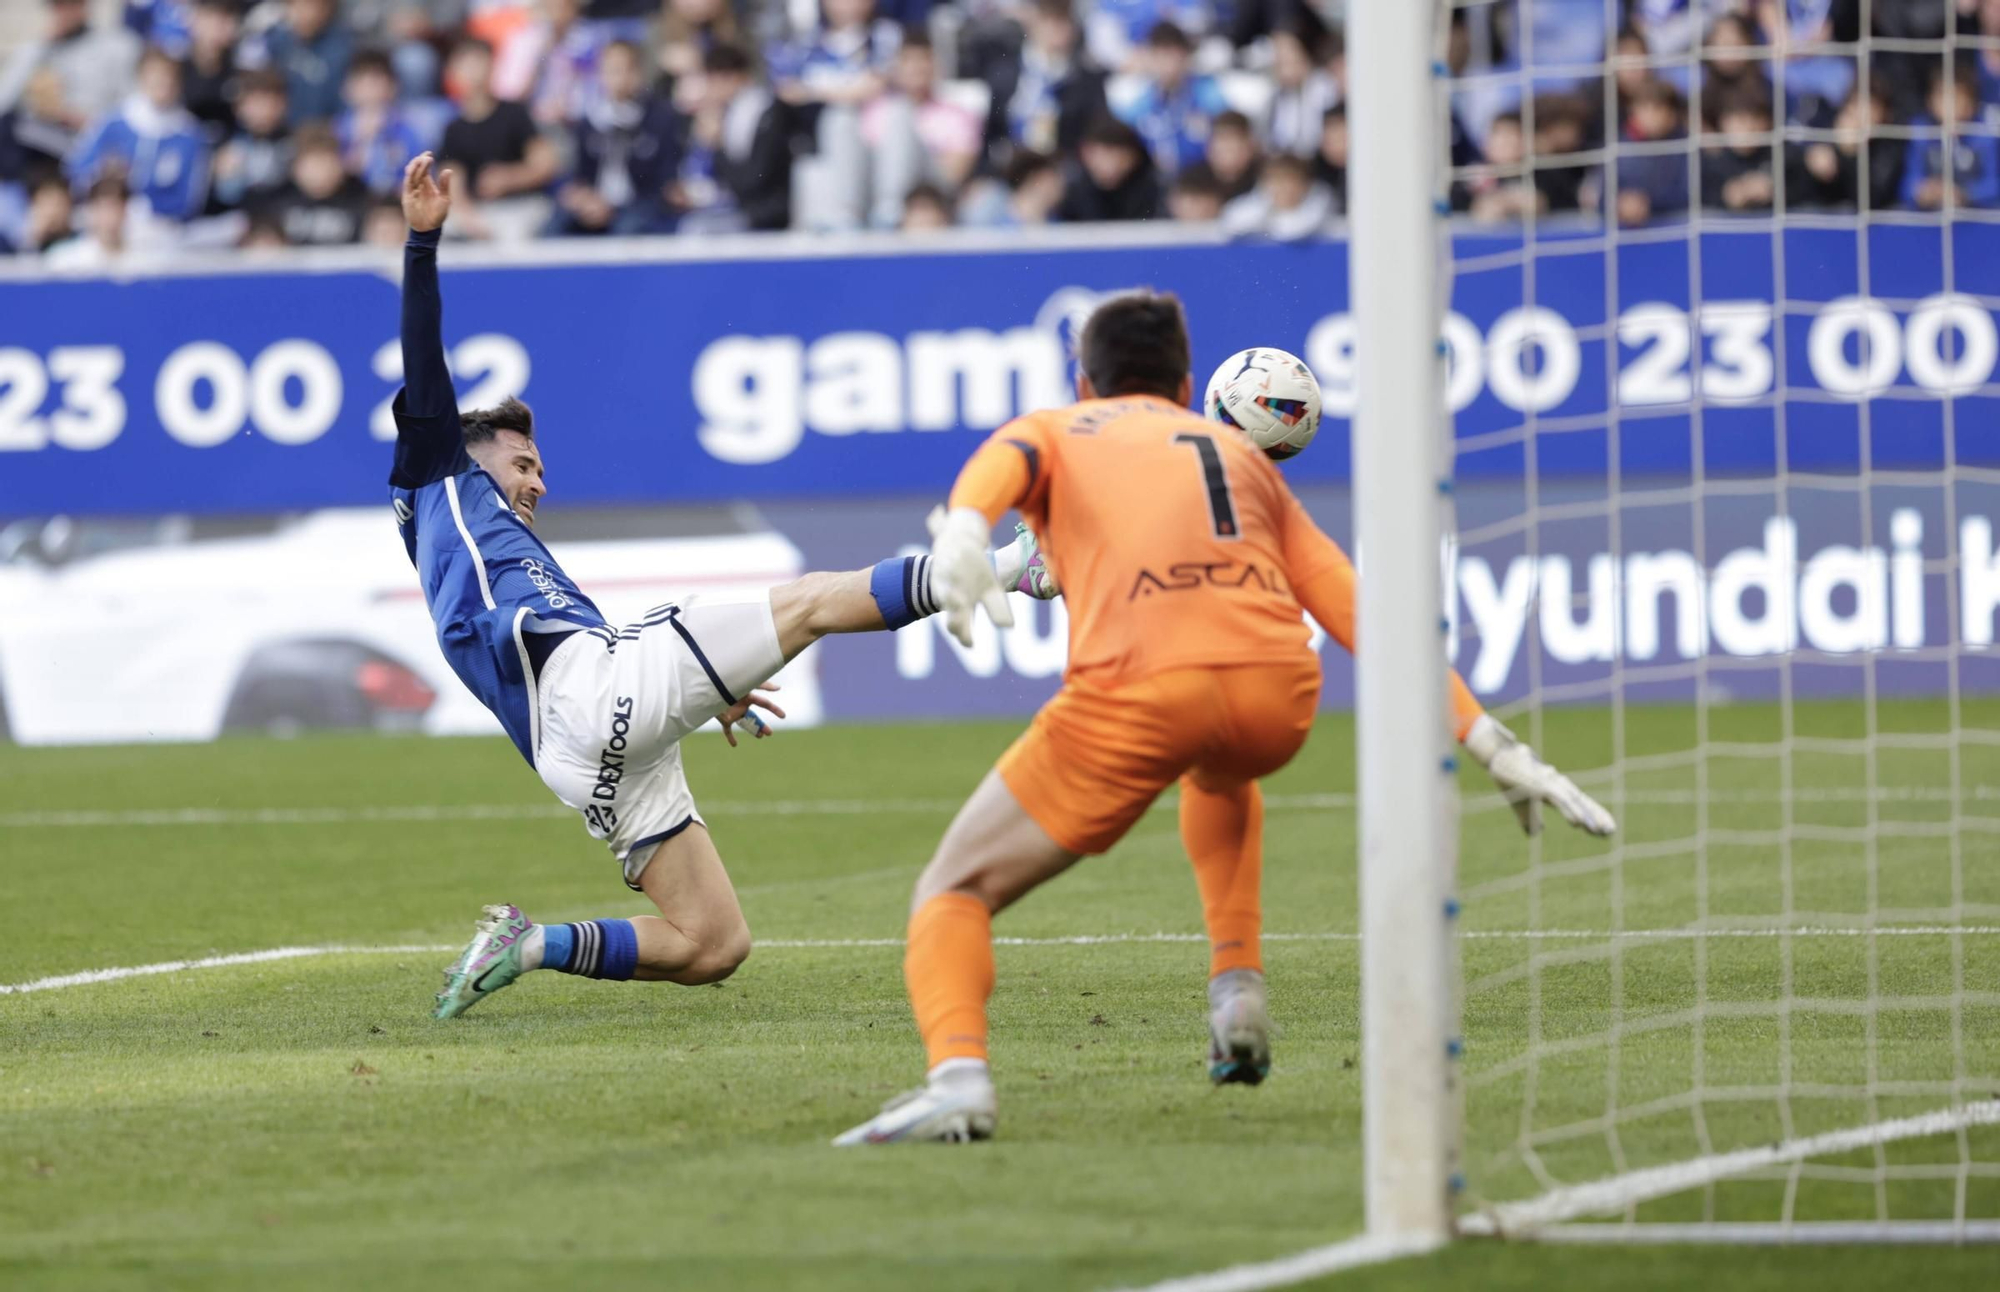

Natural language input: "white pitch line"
[3,784,1995,829]
[1457,1099,2000,1237]
[6,927,1999,996]
[1108,1232,1442,1292]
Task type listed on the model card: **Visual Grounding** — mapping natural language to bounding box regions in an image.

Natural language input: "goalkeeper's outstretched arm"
[1278,492,1616,838]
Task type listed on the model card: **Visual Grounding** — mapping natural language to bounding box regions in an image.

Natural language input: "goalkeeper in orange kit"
[834,291,1614,1145]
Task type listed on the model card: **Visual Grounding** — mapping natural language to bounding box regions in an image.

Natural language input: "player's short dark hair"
[463,397,535,446]
[704,42,753,76]
[347,47,396,81]
[1147,21,1192,52]
[1077,290,1191,402]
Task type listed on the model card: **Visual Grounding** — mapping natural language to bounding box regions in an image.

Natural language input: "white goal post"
[1347,0,2000,1250]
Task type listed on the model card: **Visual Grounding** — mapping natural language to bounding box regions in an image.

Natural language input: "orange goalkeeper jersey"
[948,394,1485,735]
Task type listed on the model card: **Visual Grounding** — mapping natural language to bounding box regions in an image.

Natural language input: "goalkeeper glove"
[925,505,1015,649]
[1463,714,1617,838]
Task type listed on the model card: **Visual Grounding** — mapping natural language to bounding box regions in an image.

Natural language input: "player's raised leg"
[766,531,1047,663]
[1180,774,1273,1085]
[832,770,1081,1145]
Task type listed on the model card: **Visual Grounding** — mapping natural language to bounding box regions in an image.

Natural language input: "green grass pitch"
[4,704,1997,1290]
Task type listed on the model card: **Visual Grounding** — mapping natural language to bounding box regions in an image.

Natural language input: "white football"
[1204,347,1322,461]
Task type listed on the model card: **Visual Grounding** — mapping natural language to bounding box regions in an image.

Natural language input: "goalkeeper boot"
[1208,969,1273,1086]
[1000,522,1060,600]
[434,903,534,1020]
[832,1059,997,1146]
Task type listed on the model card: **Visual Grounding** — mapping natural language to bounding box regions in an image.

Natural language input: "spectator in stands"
[1165,161,1224,220]
[0,0,142,175]
[1628,0,1739,66]
[261,122,369,243]
[1752,0,1853,125]
[670,42,790,232]
[861,32,982,227]
[1601,79,1690,225]
[1975,0,2000,121]
[1313,102,1346,209]
[1901,54,2000,210]
[209,69,293,212]
[1611,27,1656,124]
[985,0,1110,161]
[1263,26,1338,158]
[237,208,288,248]
[251,0,356,125]
[1204,109,1260,201]
[1788,74,1902,211]
[900,181,952,229]
[1001,148,1064,225]
[45,171,131,268]
[1056,114,1162,221]
[1701,83,1778,211]
[1117,22,1228,177]
[1084,0,1210,74]
[125,0,197,57]
[553,39,678,234]
[1496,0,1610,95]
[440,37,559,237]
[363,193,407,245]
[653,0,744,109]
[338,50,428,195]
[776,0,902,230]
[19,174,76,256]
[181,0,243,144]
[345,0,464,97]
[1467,109,1539,221]
[1698,10,1771,131]
[1221,151,1333,241]
[497,0,610,125]
[1528,95,1592,212]
[69,47,210,224]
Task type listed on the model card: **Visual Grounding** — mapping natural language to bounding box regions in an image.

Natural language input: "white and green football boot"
[434,903,534,1020]
[1208,969,1273,1086]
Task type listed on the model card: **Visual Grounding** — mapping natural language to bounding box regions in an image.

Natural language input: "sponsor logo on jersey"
[1127,561,1290,600]
[519,557,573,610]
[591,696,636,803]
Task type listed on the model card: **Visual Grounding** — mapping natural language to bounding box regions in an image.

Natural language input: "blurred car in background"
[0,508,821,745]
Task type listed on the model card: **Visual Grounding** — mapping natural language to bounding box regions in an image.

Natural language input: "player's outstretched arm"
[1276,489,1616,838]
[398,153,455,419]
[924,425,1055,647]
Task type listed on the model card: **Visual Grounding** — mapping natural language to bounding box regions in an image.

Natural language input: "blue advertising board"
[2,220,1996,518]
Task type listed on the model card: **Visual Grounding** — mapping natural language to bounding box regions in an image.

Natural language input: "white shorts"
[533,593,785,888]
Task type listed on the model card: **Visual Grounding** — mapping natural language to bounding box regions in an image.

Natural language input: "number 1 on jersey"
[1173,433,1239,539]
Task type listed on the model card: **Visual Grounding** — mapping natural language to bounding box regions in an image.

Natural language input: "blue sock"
[869,556,937,629]
[542,920,639,980]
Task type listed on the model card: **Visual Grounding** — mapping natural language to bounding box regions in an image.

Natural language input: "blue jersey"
[390,229,606,764]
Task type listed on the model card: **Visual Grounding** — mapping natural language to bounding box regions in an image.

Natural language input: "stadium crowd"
[0,0,1995,260]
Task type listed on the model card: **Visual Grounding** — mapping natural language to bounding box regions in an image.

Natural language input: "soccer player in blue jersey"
[391,154,1049,1018]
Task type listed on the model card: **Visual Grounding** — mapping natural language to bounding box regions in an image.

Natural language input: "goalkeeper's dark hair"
[463,397,535,445]
[1076,290,1191,402]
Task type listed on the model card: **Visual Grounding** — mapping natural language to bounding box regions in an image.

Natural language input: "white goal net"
[1429,0,2000,1240]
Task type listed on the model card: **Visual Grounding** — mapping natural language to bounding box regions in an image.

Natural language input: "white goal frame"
[1345,0,1999,1254]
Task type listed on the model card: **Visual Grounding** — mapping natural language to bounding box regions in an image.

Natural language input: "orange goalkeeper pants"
[996,660,1321,857]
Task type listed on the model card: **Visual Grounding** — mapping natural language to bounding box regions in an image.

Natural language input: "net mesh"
[1436,0,2000,1231]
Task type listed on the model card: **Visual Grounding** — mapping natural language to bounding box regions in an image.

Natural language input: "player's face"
[473,430,548,526]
